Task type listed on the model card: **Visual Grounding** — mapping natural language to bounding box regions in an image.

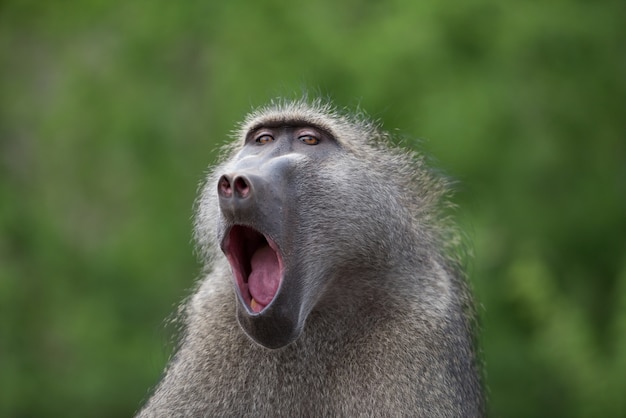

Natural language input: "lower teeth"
[250,298,261,312]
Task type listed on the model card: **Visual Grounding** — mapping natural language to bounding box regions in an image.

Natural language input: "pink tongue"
[248,246,280,306]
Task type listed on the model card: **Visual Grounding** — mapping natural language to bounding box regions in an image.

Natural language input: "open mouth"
[223,225,284,313]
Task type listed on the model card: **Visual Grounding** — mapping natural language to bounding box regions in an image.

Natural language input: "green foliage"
[1,0,624,416]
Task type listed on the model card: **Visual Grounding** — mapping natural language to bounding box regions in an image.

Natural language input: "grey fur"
[137,99,484,417]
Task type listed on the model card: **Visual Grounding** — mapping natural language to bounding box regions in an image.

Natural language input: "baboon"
[137,99,484,417]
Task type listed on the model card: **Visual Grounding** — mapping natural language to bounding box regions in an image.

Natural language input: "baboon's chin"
[222,225,284,315]
[236,300,304,349]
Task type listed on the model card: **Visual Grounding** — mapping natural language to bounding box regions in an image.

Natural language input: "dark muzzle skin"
[216,139,307,349]
[217,170,283,229]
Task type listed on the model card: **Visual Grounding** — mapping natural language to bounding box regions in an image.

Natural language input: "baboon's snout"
[217,170,285,225]
[218,173,258,219]
[218,174,251,200]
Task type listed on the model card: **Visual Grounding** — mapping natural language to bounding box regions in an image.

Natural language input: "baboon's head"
[195,100,429,349]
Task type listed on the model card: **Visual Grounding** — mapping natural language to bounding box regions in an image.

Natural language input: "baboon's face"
[217,124,340,349]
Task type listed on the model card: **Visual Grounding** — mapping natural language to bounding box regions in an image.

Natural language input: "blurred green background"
[1,0,624,416]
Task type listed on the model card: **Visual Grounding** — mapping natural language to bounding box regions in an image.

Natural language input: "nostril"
[234,176,250,198]
[218,175,233,198]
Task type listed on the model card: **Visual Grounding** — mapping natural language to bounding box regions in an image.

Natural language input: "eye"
[255,134,274,145]
[299,134,320,145]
